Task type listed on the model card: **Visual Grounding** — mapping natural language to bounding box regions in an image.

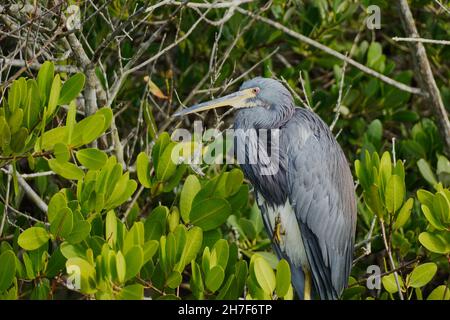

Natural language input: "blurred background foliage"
[0,0,449,300]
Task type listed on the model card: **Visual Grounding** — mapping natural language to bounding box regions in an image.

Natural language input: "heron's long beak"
[173,88,257,117]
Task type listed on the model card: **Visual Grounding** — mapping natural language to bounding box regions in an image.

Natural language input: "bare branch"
[397,0,450,156]
[392,36,450,45]
[0,58,79,73]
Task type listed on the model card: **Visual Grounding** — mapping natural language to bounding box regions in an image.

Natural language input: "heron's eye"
[252,87,260,94]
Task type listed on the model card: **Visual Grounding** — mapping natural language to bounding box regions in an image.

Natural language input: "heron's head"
[173,77,295,126]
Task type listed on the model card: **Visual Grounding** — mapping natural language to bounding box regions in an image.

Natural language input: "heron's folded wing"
[283,110,356,300]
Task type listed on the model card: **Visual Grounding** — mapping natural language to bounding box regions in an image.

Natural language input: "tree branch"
[397,0,450,156]
[236,7,423,96]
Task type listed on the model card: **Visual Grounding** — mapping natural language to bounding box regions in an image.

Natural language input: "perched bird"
[174,77,356,300]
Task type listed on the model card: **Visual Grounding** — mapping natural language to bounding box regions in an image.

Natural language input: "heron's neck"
[234,105,294,130]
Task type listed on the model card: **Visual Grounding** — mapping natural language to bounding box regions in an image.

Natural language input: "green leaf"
[8,108,23,134]
[385,174,405,213]
[168,208,180,233]
[143,102,158,140]
[253,256,276,295]
[180,175,201,223]
[124,246,143,280]
[408,263,437,288]
[226,169,244,196]
[252,251,279,269]
[116,251,126,284]
[382,273,404,294]
[417,189,434,209]
[164,233,177,271]
[48,159,84,180]
[166,271,182,289]
[364,185,384,218]
[152,132,170,173]
[10,127,28,153]
[142,240,159,264]
[239,218,257,240]
[18,227,50,251]
[123,221,145,255]
[105,210,118,248]
[175,226,203,272]
[427,285,450,300]
[216,275,237,300]
[54,143,70,163]
[234,260,248,296]
[66,101,77,145]
[393,160,405,182]
[81,114,106,145]
[39,126,68,151]
[417,159,438,186]
[60,242,86,259]
[163,162,187,193]
[65,220,91,244]
[144,206,168,241]
[47,74,62,115]
[106,175,137,209]
[0,116,11,148]
[76,148,108,170]
[50,207,74,239]
[275,259,291,297]
[48,192,67,223]
[437,155,450,184]
[190,198,232,231]
[23,79,40,128]
[190,261,204,297]
[46,247,66,278]
[136,152,151,188]
[379,152,391,190]
[228,185,249,211]
[418,232,449,254]
[393,198,413,230]
[69,113,106,147]
[22,252,35,279]
[421,205,446,230]
[366,119,382,146]
[0,251,16,292]
[434,192,450,225]
[367,42,382,67]
[213,239,229,270]
[37,61,54,105]
[156,142,177,181]
[7,79,22,112]
[205,265,225,292]
[59,73,85,105]
[97,107,113,133]
[118,284,143,300]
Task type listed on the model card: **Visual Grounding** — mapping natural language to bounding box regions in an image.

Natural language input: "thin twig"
[0,166,12,236]
[434,0,450,15]
[3,167,48,213]
[392,36,450,45]
[380,220,404,300]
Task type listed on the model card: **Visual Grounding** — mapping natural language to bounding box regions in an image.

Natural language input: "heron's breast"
[257,194,309,270]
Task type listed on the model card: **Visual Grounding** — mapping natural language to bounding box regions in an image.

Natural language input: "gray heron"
[174,77,357,300]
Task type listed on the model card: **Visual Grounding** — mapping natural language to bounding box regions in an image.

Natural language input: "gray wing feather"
[283,108,356,300]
